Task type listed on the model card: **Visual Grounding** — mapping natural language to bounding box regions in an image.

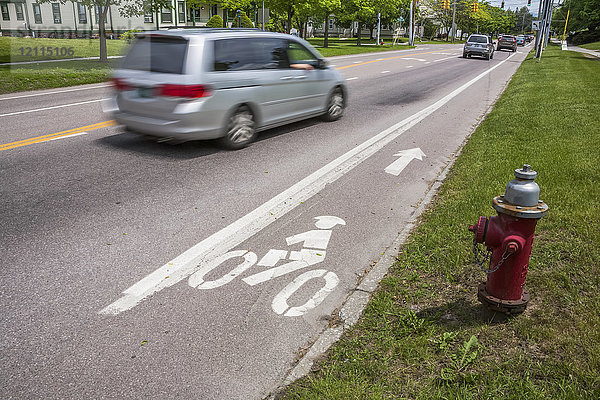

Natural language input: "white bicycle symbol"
[187,216,346,317]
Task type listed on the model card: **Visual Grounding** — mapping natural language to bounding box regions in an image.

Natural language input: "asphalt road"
[0,43,532,399]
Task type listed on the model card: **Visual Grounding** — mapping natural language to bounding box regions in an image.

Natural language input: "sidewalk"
[550,38,600,58]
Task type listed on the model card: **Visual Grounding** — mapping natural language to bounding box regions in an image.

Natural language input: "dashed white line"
[346,77,359,81]
[425,62,431,64]
[406,65,413,68]
[381,70,390,74]
[402,58,426,62]
[433,56,455,62]
[49,131,90,140]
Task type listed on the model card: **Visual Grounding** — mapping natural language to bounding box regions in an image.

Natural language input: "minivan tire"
[219,105,256,150]
[322,88,345,122]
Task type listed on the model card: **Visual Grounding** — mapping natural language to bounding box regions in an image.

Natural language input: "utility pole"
[451,0,456,43]
[377,12,381,44]
[533,0,544,57]
[409,0,414,46]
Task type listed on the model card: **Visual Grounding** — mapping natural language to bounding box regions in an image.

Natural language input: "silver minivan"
[107,29,347,149]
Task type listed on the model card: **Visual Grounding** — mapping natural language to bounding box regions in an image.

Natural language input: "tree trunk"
[369,26,374,40]
[324,14,329,47]
[223,8,227,27]
[98,0,109,62]
[287,4,293,33]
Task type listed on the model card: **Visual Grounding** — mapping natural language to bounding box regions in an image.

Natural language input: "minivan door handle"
[293,75,308,80]
[280,76,294,80]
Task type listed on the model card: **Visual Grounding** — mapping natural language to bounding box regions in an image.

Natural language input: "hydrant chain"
[481,246,513,275]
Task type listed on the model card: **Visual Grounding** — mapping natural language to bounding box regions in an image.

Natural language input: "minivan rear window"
[213,38,288,71]
[121,36,188,74]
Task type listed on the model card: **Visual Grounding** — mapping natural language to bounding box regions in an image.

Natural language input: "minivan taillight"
[159,84,212,98]
[111,78,132,91]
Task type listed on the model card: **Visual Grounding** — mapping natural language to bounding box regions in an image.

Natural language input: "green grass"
[306,37,416,57]
[280,45,600,399]
[579,41,600,51]
[0,60,115,94]
[0,37,128,63]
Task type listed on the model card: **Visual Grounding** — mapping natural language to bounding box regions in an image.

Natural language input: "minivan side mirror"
[317,59,328,69]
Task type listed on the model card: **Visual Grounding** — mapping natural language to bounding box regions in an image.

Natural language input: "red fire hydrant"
[469,165,548,314]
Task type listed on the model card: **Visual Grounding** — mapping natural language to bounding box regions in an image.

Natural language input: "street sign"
[532,20,541,31]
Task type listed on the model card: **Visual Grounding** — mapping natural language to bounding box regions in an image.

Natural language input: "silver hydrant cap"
[514,164,537,180]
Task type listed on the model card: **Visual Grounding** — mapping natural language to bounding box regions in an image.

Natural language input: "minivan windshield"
[121,36,188,74]
[468,36,488,43]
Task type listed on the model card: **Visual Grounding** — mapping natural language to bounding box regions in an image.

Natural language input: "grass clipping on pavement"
[282,45,600,399]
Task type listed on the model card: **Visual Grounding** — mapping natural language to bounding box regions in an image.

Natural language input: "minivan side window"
[287,41,319,68]
[213,38,288,71]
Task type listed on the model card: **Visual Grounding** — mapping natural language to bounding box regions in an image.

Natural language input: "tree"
[313,0,341,46]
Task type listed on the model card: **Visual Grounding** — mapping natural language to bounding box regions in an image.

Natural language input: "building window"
[178,1,185,23]
[32,3,42,23]
[52,3,61,24]
[77,3,87,23]
[1,4,9,20]
[161,7,171,23]
[15,3,25,20]
[329,19,334,29]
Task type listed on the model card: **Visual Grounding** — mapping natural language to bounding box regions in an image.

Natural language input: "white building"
[0,0,250,37]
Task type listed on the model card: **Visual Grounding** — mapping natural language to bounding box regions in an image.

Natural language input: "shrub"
[206,15,224,28]
[120,29,143,43]
[240,12,254,28]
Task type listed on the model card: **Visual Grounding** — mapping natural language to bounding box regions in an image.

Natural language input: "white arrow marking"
[384,148,426,176]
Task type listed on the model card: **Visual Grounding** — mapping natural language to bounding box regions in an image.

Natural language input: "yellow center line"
[0,120,116,151]
[335,49,453,70]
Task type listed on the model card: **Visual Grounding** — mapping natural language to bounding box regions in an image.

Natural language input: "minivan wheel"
[323,88,345,121]
[220,106,256,150]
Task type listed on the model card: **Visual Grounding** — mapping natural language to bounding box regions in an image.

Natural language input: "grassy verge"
[281,45,600,399]
[579,41,600,51]
[307,37,415,57]
[0,60,115,94]
[0,37,128,63]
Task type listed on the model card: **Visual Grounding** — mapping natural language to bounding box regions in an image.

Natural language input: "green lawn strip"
[579,41,600,51]
[307,38,416,57]
[0,60,114,94]
[0,37,128,63]
[282,45,600,399]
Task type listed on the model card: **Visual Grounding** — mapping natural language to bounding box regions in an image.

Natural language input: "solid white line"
[99,52,517,316]
[0,84,110,101]
[0,98,107,117]
[346,77,358,81]
[49,131,89,140]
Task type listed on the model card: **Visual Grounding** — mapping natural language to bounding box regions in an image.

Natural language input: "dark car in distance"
[497,35,517,52]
